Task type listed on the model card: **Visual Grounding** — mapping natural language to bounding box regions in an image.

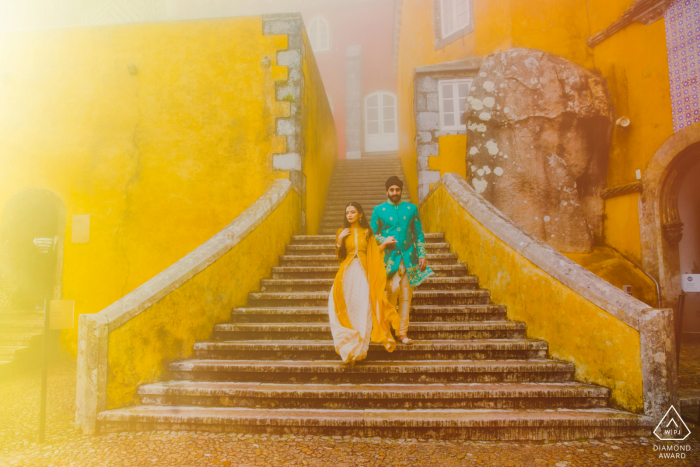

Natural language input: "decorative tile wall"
[666,0,700,132]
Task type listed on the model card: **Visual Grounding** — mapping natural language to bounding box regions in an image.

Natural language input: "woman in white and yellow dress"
[328,202,401,364]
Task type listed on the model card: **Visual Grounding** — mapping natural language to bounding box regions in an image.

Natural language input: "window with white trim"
[438,79,472,130]
[440,0,471,38]
[308,16,330,52]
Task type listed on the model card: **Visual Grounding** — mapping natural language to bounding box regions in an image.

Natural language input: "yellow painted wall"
[587,2,673,265]
[565,246,657,307]
[301,31,338,235]
[421,184,644,412]
[604,192,644,264]
[0,18,290,354]
[398,0,674,282]
[428,135,468,183]
[107,190,301,408]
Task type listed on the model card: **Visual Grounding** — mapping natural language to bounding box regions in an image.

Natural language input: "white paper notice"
[681,275,700,293]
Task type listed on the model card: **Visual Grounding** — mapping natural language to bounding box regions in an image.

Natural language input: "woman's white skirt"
[328,257,373,363]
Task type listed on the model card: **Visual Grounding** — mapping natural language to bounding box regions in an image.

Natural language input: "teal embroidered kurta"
[371,200,434,287]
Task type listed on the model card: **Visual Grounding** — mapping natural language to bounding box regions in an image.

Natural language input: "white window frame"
[308,16,330,52]
[433,0,474,50]
[440,0,470,38]
[438,79,472,131]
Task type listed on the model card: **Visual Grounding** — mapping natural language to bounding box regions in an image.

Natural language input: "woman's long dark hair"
[337,201,373,261]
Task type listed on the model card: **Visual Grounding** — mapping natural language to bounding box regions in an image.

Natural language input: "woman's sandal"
[398,335,413,345]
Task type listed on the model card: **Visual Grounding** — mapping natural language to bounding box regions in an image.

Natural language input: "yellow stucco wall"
[398,0,673,289]
[421,184,644,412]
[429,135,468,183]
[301,31,338,235]
[0,18,291,354]
[565,246,657,307]
[107,190,301,408]
[604,192,644,264]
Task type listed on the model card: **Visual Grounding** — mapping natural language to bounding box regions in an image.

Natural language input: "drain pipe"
[608,247,662,309]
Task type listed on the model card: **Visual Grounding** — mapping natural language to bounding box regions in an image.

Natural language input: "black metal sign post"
[38,299,73,443]
[38,298,49,443]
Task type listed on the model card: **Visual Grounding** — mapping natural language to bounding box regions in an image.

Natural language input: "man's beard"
[389,194,401,202]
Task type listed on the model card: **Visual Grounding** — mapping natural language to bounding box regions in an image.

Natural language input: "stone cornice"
[587,0,673,48]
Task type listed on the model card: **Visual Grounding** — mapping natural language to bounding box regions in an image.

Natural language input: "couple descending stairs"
[99,155,647,439]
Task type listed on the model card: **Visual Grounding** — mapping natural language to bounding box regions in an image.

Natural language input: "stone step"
[0,321,44,333]
[213,321,522,341]
[0,332,41,346]
[259,276,478,292]
[320,199,400,207]
[229,305,505,323]
[335,160,402,166]
[284,243,451,255]
[97,406,650,439]
[0,345,23,359]
[289,233,446,244]
[169,359,575,384]
[279,253,459,267]
[246,289,490,307]
[193,339,548,361]
[323,195,407,202]
[137,381,609,410]
[329,177,404,183]
[270,264,467,279]
[330,174,407,180]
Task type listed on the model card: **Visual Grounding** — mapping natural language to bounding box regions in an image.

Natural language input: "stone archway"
[0,189,66,309]
[641,122,700,310]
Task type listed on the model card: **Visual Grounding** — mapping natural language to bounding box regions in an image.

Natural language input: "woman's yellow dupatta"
[332,228,400,353]
[366,234,400,352]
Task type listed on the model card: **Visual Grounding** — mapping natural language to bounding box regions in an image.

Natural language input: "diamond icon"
[654,406,691,441]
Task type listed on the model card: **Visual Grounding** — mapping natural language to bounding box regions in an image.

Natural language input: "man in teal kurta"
[371,176,433,344]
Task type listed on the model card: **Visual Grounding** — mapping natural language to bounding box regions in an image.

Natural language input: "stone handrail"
[76,179,300,433]
[420,173,677,419]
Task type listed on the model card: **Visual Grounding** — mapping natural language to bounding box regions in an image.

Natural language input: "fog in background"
[0,0,383,31]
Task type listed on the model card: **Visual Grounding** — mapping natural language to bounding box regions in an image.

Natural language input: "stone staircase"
[0,308,46,372]
[318,155,410,235]
[97,155,649,439]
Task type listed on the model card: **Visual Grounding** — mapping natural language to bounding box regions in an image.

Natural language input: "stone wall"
[464,48,613,253]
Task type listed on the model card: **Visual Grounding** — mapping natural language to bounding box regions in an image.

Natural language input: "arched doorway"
[640,123,700,318]
[678,161,700,333]
[0,189,66,310]
[364,91,399,153]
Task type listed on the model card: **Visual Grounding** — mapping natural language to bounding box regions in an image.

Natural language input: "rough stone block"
[418,132,433,144]
[276,84,300,101]
[277,50,301,68]
[277,118,297,136]
[417,112,439,131]
[416,93,427,112]
[273,153,302,171]
[418,143,439,159]
[263,18,303,36]
[426,92,439,112]
[418,169,441,186]
[416,76,437,93]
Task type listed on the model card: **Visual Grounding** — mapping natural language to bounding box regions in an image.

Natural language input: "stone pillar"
[263,13,307,233]
[345,45,362,159]
[414,74,441,202]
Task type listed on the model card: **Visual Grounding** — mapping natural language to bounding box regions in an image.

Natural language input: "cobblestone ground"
[1,350,700,467]
[679,341,700,391]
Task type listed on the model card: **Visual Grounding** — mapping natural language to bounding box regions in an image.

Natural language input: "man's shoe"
[399,335,413,345]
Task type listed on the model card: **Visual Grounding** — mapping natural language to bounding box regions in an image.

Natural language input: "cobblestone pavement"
[679,341,700,391]
[1,351,700,467]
